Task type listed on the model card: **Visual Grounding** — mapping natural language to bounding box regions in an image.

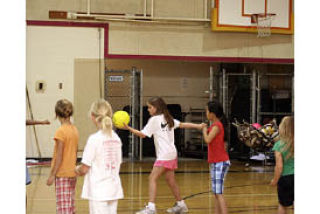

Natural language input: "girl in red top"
[202,101,230,214]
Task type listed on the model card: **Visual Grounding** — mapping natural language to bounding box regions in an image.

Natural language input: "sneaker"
[136,206,156,214]
[167,203,189,213]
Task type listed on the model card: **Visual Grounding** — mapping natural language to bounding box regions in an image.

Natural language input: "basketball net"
[251,14,275,37]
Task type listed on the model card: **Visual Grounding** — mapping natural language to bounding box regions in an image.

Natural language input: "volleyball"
[112,111,130,129]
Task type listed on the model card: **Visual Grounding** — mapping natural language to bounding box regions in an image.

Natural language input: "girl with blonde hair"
[76,99,124,214]
[270,116,294,214]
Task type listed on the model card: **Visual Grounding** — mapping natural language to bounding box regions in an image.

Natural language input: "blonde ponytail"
[101,115,113,136]
[89,99,113,136]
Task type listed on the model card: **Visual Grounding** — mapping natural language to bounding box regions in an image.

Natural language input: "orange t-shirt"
[51,124,79,177]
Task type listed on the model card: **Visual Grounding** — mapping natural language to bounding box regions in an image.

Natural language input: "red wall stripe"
[107,54,293,64]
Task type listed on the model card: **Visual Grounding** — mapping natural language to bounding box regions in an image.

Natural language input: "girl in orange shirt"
[47,99,79,214]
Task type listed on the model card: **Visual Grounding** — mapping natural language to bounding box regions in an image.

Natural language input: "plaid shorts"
[210,161,230,194]
[55,177,77,214]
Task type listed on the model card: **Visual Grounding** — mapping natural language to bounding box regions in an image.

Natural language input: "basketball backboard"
[211,0,293,35]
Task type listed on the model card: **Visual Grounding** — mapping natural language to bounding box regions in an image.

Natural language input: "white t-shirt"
[141,114,180,160]
[81,130,124,201]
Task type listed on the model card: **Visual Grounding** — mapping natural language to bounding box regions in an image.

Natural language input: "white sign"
[109,76,124,82]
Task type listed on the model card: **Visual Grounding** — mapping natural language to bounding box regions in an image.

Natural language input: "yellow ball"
[112,111,130,129]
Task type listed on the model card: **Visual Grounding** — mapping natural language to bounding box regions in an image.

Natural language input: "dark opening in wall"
[35,81,46,92]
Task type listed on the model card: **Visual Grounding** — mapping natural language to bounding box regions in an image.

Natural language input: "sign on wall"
[109,76,124,82]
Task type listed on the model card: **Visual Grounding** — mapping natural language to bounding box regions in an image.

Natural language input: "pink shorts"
[154,159,178,170]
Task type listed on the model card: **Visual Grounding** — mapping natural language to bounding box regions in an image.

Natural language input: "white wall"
[108,22,293,59]
[27,0,208,20]
[26,0,294,60]
[26,26,103,158]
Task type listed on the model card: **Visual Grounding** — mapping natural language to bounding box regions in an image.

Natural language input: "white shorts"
[89,200,118,214]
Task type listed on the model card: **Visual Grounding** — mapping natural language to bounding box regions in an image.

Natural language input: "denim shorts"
[210,161,230,194]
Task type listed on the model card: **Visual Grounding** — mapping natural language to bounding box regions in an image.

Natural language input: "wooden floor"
[26,159,293,214]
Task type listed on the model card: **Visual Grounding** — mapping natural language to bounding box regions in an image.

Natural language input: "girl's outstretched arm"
[123,123,147,138]
[270,151,283,186]
[26,119,50,125]
[179,122,205,130]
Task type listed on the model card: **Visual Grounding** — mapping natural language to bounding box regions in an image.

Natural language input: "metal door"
[105,67,143,160]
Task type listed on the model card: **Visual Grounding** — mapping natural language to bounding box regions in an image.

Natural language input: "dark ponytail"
[148,97,174,129]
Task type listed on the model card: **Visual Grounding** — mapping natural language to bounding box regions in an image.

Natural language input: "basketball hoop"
[251,13,276,37]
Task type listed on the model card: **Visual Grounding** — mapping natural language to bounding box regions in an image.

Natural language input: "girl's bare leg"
[148,166,166,202]
[165,170,182,201]
[215,194,227,214]
[278,204,286,214]
[214,196,221,214]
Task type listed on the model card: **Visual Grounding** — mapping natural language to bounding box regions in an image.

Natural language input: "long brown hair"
[279,116,294,159]
[147,97,174,129]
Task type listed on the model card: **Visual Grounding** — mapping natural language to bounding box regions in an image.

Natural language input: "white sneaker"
[136,206,157,214]
[167,203,188,213]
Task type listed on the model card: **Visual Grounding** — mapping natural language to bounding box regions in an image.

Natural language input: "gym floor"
[26,159,294,214]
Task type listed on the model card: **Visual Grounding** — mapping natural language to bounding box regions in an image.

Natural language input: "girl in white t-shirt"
[124,97,204,214]
[75,99,124,214]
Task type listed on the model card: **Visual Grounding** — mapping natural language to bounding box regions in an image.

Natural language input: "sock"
[177,200,185,206]
[147,202,156,210]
